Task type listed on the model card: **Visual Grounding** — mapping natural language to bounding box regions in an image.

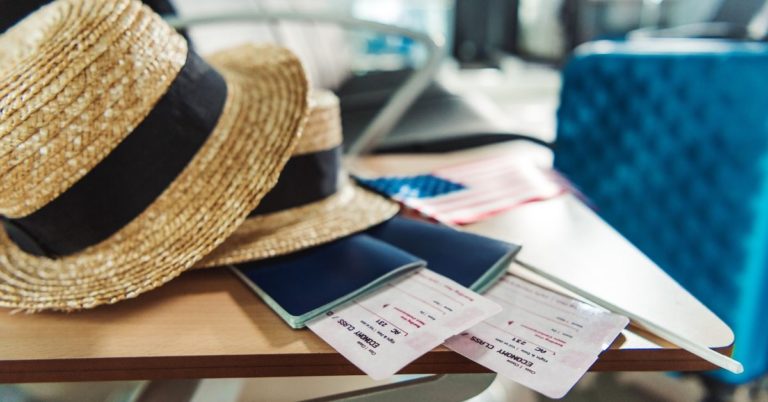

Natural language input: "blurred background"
[164,2,768,400]
[2,0,768,400]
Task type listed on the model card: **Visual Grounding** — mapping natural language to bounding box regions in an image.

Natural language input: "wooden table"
[0,143,734,383]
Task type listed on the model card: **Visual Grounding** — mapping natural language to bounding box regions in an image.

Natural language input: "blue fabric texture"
[555,40,768,383]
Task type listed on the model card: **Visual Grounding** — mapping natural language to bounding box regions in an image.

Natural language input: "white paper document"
[444,274,629,399]
[307,269,502,380]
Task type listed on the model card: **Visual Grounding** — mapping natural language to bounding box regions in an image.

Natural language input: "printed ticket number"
[307,269,502,380]
[444,274,629,399]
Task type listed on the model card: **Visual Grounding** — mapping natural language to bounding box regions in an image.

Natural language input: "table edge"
[0,343,733,383]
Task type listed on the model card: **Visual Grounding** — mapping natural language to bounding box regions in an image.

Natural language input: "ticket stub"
[307,269,502,380]
[444,274,628,399]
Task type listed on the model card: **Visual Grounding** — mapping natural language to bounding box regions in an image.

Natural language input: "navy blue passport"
[231,234,424,328]
[366,216,521,293]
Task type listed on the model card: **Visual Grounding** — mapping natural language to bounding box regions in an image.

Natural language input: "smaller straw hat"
[0,0,309,311]
[196,90,399,268]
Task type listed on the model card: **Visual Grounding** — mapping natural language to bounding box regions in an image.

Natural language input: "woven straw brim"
[0,44,309,312]
[195,179,399,268]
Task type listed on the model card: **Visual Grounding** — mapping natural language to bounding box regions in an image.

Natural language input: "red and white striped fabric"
[402,157,566,225]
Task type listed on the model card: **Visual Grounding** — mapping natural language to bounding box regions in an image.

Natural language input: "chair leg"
[747,374,768,401]
[304,374,497,402]
[699,375,737,402]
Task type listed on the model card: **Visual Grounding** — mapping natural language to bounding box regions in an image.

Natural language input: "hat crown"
[294,90,342,155]
[0,0,187,218]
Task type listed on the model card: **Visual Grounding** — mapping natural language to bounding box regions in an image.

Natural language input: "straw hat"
[0,0,309,311]
[195,90,399,268]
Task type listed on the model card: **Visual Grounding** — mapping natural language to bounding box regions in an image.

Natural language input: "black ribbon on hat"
[250,147,340,216]
[2,49,340,258]
[2,50,226,257]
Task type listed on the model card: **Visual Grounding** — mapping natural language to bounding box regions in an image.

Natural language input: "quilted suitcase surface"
[555,40,768,383]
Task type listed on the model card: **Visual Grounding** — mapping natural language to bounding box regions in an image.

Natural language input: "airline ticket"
[307,268,502,380]
[444,274,629,399]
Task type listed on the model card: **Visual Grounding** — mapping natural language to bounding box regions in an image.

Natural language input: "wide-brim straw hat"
[0,0,309,311]
[195,90,399,268]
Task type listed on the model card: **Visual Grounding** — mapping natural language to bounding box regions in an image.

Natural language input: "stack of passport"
[231,216,520,328]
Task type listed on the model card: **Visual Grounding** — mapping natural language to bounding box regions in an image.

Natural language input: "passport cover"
[366,216,521,293]
[231,234,424,328]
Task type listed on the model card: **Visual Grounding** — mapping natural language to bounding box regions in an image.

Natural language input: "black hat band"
[2,48,344,258]
[249,146,341,217]
[3,49,226,257]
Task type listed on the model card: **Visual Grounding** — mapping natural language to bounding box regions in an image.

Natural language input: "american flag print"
[358,157,566,225]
